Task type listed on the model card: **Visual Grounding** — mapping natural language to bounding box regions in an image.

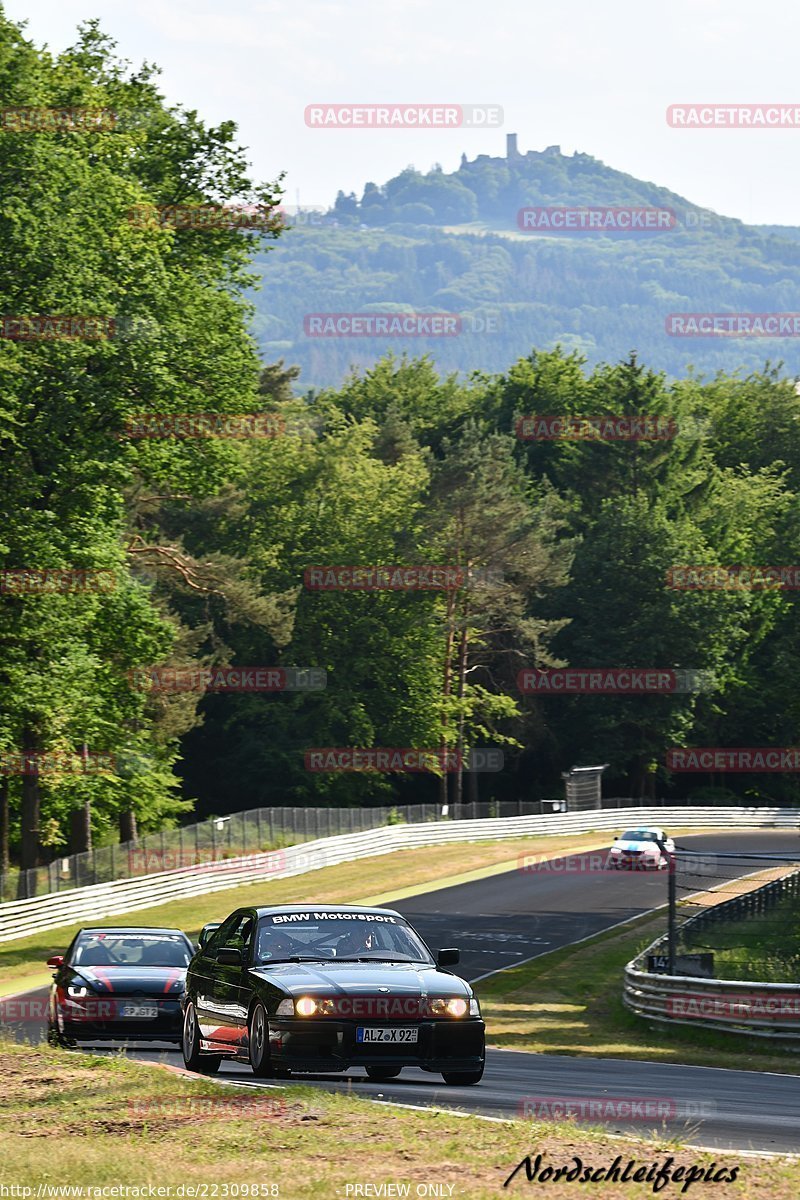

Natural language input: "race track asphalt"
[5,831,800,1152]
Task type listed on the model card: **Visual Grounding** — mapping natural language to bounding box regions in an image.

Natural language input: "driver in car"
[256,926,296,961]
[336,926,378,957]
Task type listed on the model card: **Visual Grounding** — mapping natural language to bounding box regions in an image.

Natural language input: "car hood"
[249,961,471,997]
[72,965,186,994]
[614,840,659,853]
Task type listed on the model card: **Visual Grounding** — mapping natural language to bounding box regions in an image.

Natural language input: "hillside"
[250,137,800,389]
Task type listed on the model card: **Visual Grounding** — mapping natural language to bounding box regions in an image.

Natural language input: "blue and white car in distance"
[606,827,675,870]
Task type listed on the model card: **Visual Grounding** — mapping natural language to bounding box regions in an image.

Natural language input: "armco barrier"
[624,866,800,1038]
[624,965,800,1039]
[1,806,798,944]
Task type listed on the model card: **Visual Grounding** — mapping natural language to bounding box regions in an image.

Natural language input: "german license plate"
[119,1003,158,1018]
[357,1026,418,1044]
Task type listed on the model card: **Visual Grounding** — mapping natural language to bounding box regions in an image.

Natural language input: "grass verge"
[476,910,800,1074]
[686,893,800,983]
[0,831,626,995]
[1,1038,794,1198]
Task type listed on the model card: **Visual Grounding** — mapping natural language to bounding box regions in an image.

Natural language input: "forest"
[2,14,800,879]
[254,148,800,387]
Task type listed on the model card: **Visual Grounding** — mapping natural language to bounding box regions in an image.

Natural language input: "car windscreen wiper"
[258,955,335,964]
[331,957,428,964]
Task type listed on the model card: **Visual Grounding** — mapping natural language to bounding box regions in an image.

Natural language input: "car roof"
[78,926,189,935]
[250,904,402,918]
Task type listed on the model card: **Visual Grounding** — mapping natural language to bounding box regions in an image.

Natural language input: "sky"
[6,0,800,225]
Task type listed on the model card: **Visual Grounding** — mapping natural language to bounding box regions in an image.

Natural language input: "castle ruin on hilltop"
[460,134,570,170]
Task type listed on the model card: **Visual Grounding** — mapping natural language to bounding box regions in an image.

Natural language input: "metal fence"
[3,805,799,944]
[3,801,547,901]
[624,864,800,1037]
[676,863,800,983]
[4,794,798,901]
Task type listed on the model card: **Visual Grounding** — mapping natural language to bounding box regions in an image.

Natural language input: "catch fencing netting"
[669,846,800,982]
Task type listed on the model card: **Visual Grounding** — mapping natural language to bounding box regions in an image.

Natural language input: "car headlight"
[291,996,335,1017]
[275,998,294,1016]
[429,997,469,1018]
[469,997,481,1017]
[67,985,91,998]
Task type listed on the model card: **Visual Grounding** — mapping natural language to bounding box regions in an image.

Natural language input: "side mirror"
[217,946,243,966]
[198,922,221,949]
[437,948,460,967]
[46,955,64,969]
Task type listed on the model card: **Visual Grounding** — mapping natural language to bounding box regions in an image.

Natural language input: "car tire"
[365,1066,402,1081]
[47,1019,76,1049]
[441,1065,484,1086]
[248,1002,273,1078]
[182,1001,221,1074]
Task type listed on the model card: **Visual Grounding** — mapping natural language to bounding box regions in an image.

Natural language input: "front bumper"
[608,854,658,870]
[267,1018,486,1073]
[58,997,183,1042]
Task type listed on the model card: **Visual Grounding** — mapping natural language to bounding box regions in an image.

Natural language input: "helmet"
[257,927,294,960]
[337,926,377,956]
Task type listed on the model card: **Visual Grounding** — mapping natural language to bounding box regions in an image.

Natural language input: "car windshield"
[73,933,191,967]
[254,912,433,965]
[620,830,658,842]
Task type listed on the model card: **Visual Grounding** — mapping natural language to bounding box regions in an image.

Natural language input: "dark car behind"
[48,926,195,1045]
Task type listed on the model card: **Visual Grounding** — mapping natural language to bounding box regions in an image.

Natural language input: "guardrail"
[7,793,796,903]
[624,867,800,1038]
[2,805,799,944]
